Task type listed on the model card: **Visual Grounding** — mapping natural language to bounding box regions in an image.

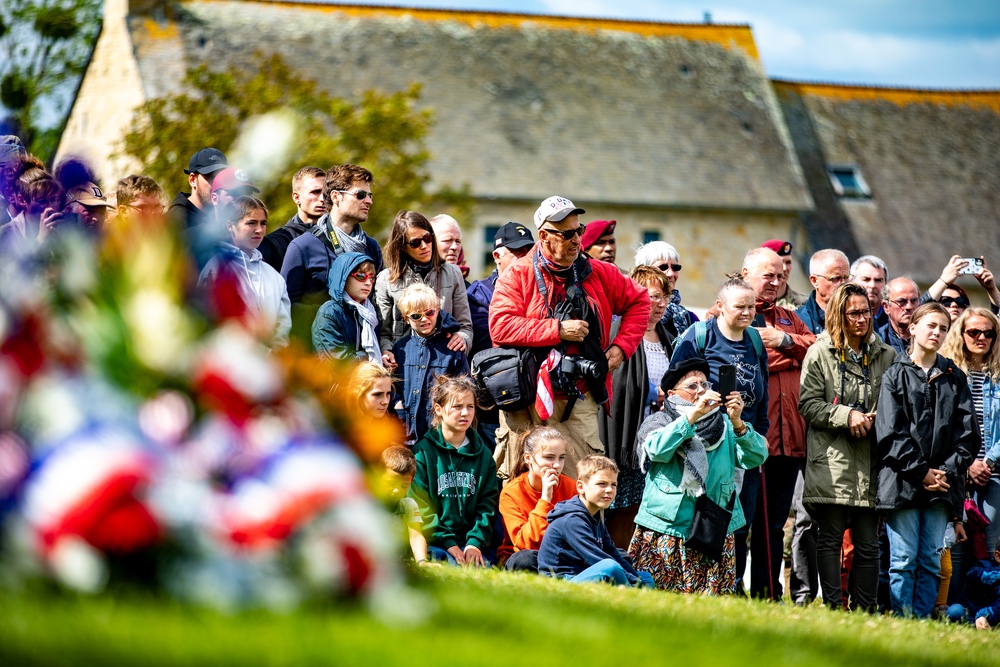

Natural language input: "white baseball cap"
[533,196,586,229]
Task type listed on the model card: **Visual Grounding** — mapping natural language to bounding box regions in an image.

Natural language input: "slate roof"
[128,0,812,212]
[774,80,1000,284]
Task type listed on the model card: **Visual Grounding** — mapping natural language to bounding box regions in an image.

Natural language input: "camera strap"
[532,252,586,421]
[836,346,870,410]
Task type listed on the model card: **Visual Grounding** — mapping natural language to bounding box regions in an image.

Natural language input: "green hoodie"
[410,425,499,551]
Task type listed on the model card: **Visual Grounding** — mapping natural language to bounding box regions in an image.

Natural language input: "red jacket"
[706,300,815,457]
[488,247,651,403]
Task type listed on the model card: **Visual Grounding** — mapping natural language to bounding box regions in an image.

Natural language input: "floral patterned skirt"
[627,527,736,595]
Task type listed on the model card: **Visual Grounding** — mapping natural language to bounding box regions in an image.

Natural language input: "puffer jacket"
[488,245,651,403]
[198,242,291,346]
[874,352,980,516]
[392,310,470,441]
[375,262,473,353]
[311,251,381,362]
[798,331,895,507]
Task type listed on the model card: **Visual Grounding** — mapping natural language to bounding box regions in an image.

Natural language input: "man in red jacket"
[738,247,816,600]
[489,196,651,481]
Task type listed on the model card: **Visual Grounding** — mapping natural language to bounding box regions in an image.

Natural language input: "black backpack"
[470,347,541,411]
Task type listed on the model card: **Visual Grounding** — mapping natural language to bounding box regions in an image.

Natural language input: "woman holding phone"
[798,283,895,611]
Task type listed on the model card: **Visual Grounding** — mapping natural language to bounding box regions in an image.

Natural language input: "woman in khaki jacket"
[798,282,895,611]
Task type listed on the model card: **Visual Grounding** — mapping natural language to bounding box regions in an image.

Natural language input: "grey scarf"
[637,395,726,497]
[344,296,381,364]
[325,215,369,255]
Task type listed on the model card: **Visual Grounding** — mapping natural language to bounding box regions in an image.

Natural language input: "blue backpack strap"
[744,325,764,360]
[694,320,707,354]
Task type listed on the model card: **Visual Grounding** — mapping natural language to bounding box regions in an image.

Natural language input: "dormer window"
[827,165,871,198]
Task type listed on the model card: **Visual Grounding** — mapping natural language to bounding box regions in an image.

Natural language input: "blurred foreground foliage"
[116,52,472,239]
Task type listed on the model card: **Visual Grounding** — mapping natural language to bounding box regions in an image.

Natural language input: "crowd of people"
[3,135,1000,627]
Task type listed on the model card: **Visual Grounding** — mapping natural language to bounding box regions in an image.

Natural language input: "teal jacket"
[634,414,768,538]
[410,426,499,551]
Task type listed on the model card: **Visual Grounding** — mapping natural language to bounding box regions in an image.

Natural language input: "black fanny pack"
[685,490,737,563]
[471,347,540,411]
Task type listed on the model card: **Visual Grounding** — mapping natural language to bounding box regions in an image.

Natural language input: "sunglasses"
[350,271,375,283]
[407,308,438,322]
[406,233,433,249]
[940,296,970,308]
[657,262,683,272]
[541,224,586,241]
[336,189,373,201]
[964,328,997,340]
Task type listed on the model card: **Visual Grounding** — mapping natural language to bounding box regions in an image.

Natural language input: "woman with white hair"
[635,241,699,340]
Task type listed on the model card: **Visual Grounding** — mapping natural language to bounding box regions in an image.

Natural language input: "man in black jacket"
[259,166,326,271]
[167,148,228,230]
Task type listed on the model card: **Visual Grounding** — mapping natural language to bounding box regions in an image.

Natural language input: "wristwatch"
[987,459,997,474]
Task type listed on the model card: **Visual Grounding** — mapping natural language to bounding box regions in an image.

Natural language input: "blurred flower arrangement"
[0,210,409,613]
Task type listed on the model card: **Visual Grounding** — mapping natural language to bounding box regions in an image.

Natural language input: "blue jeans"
[428,545,493,567]
[569,559,654,587]
[885,504,950,617]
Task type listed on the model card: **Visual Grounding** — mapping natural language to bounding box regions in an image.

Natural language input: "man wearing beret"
[581,219,618,268]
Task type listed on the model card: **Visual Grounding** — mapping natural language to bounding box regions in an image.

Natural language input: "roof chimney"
[704,11,713,24]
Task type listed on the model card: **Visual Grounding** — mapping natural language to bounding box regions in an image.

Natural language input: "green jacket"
[634,415,768,538]
[410,425,499,551]
[798,331,895,507]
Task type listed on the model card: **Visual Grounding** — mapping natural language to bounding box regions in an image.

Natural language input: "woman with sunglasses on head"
[634,241,699,341]
[312,251,382,363]
[376,210,473,369]
[798,283,895,611]
[939,307,1000,600]
[874,302,980,618]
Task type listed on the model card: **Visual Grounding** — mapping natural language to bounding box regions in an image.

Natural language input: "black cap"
[494,222,535,251]
[661,358,711,395]
[184,147,228,175]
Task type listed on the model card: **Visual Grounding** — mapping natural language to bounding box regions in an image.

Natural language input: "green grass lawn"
[1,568,995,666]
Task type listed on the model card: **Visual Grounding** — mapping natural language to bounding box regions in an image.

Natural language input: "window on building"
[826,165,871,198]
[642,230,661,245]
[482,225,501,271]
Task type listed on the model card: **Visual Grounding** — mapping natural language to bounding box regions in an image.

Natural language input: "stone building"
[58,0,1000,307]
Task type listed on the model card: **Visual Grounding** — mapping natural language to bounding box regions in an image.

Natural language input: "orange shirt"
[498,472,578,560]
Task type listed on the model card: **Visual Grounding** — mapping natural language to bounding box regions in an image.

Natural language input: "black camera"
[559,354,602,381]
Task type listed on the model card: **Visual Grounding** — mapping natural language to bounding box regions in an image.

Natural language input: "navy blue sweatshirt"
[537,496,639,582]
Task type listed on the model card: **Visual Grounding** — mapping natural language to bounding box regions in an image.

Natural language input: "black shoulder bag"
[686,489,737,563]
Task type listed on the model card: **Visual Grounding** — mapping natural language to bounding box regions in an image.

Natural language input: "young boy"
[947,537,1000,630]
[538,455,654,587]
[379,445,429,564]
[312,251,381,362]
[391,284,468,442]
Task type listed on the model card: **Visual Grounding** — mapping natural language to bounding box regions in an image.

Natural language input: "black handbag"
[470,347,541,411]
[685,490,736,563]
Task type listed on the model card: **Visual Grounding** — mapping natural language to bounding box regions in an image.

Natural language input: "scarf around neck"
[344,296,381,364]
[637,395,726,497]
[664,289,692,338]
[327,215,369,255]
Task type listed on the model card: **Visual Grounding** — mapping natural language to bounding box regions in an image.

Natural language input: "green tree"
[0,0,101,160]
[117,52,471,239]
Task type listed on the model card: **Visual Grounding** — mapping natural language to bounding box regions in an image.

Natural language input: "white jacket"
[199,243,292,346]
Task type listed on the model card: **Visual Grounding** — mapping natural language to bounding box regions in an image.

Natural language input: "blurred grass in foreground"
[1,567,994,666]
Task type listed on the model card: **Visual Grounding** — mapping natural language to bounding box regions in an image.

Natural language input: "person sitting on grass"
[628,358,768,595]
[947,537,1000,630]
[312,251,381,363]
[379,445,429,565]
[410,375,498,567]
[498,426,577,571]
[391,283,469,443]
[537,456,655,587]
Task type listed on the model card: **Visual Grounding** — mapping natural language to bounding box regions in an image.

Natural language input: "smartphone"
[958,258,984,275]
[718,364,737,398]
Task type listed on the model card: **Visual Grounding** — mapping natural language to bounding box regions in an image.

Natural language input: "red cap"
[581,220,616,250]
[761,239,793,256]
[211,167,259,194]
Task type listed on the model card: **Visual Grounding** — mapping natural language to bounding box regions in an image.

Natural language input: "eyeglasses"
[125,203,165,215]
[648,293,667,303]
[336,189,373,201]
[845,309,872,320]
[405,233,433,249]
[657,262,683,272]
[888,297,920,308]
[541,224,586,241]
[679,381,711,393]
[940,296,970,308]
[407,308,438,322]
[815,274,851,285]
[349,271,375,283]
[964,328,997,340]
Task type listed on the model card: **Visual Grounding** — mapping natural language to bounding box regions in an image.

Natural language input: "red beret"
[581,220,616,250]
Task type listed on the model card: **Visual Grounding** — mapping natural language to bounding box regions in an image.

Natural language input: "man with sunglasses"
[489,196,651,480]
[797,249,851,335]
[281,164,383,345]
[877,277,922,353]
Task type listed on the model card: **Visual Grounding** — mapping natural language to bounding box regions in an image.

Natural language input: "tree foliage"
[0,0,101,160]
[117,52,472,239]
